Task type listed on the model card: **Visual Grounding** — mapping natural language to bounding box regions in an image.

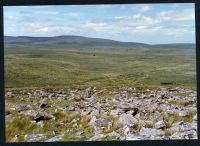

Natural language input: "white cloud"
[132,14,160,25]
[79,13,163,39]
[139,5,151,12]
[30,10,59,15]
[158,9,195,21]
[25,10,82,17]
[112,13,160,26]
[79,9,194,42]
[164,27,194,37]
[37,27,49,32]
[135,26,148,30]
[4,4,195,43]
[83,22,111,32]
[134,26,163,33]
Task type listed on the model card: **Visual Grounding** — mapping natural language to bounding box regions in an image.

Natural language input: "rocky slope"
[5,87,197,142]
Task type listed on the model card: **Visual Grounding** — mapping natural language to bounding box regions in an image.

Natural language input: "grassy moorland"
[4,36,196,90]
[4,36,197,142]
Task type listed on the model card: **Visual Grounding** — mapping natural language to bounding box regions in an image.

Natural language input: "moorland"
[4,36,197,142]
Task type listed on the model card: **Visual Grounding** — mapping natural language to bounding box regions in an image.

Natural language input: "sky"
[4,3,195,44]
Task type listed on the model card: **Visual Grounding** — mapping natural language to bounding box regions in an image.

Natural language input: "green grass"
[6,116,37,142]
[4,43,197,142]
[4,45,196,89]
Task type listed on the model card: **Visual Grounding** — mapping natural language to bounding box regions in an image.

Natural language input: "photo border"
[0,0,199,146]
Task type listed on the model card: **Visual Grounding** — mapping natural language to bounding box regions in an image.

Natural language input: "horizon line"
[4,35,196,45]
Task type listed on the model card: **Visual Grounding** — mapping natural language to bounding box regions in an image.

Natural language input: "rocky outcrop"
[5,87,197,142]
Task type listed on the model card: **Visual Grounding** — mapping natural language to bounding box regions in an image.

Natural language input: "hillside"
[4,35,196,89]
[4,36,149,49]
[4,35,197,142]
[4,36,195,55]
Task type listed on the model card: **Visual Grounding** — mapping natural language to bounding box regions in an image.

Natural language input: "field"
[4,36,197,142]
[4,39,196,89]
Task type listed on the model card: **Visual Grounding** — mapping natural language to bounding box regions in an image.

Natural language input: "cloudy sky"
[4,4,195,44]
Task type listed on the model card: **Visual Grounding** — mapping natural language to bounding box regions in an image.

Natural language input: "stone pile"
[5,86,197,142]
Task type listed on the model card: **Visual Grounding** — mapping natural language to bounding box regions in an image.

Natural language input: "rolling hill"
[4,35,195,52]
[4,35,196,88]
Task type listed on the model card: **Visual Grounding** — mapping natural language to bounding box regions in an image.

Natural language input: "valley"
[4,36,197,142]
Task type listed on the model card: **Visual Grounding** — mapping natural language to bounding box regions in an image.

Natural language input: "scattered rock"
[193,114,197,121]
[118,113,138,126]
[110,109,122,117]
[139,128,165,138]
[178,110,193,117]
[45,134,64,142]
[5,86,197,141]
[96,118,111,126]
[170,130,197,139]
[44,112,56,120]
[48,93,56,99]
[125,134,149,140]
[123,125,135,136]
[155,120,166,129]
[107,131,120,138]
[171,121,195,132]
[6,92,13,97]
[20,110,38,117]
[39,99,49,109]
[10,103,32,111]
[90,109,100,116]
[89,134,106,141]
[150,111,163,123]
[81,109,91,117]
[24,134,48,142]
[89,116,97,126]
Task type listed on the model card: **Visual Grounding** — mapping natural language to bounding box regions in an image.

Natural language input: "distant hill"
[5,35,119,43]
[4,35,151,48]
[4,35,148,46]
[4,35,195,55]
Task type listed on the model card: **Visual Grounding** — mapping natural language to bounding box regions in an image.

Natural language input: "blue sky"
[4,3,195,44]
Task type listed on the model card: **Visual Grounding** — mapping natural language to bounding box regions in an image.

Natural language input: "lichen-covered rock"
[45,134,64,142]
[90,109,100,116]
[39,99,49,109]
[154,120,166,129]
[24,134,48,142]
[107,131,120,138]
[149,111,163,123]
[20,110,38,117]
[139,128,165,138]
[170,130,197,140]
[118,113,138,126]
[110,109,122,117]
[125,134,149,140]
[96,118,111,126]
[178,110,193,117]
[89,134,106,141]
[5,86,197,141]
[89,116,97,126]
